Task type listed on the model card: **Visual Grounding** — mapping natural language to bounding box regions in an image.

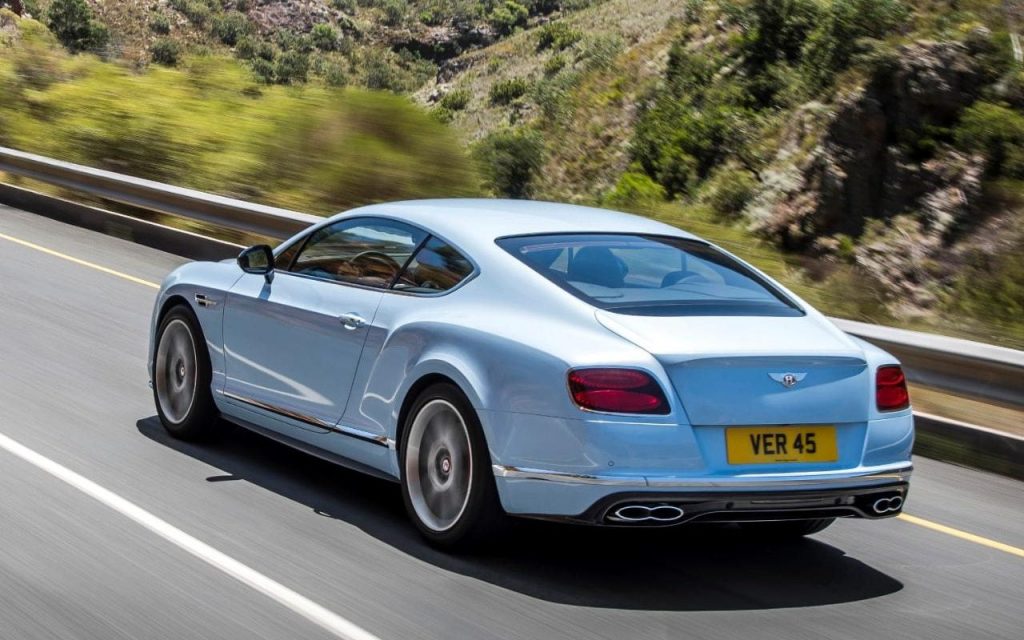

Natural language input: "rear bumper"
[492,463,912,524]
[573,483,908,526]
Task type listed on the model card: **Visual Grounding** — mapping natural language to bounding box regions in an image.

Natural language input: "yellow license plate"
[726,426,838,464]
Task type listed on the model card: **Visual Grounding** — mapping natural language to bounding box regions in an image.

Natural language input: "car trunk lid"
[596,312,870,426]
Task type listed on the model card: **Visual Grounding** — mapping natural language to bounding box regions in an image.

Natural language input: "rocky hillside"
[419,0,1024,345]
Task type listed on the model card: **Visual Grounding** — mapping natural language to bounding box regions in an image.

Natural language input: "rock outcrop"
[752,41,985,249]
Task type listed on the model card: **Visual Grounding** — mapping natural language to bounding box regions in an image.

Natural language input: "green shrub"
[331,0,357,12]
[633,101,754,196]
[432,106,454,123]
[536,21,583,51]
[956,101,1024,177]
[543,53,566,76]
[363,53,398,90]
[664,41,717,99]
[489,1,527,36]
[360,50,426,92]
[489,76,528,104]
[149,13,171,35]
[947,240,1024,331]
[474,128,545,198]
[800,0,908,90]
[381,0,406,26]
[174,0,211,27]
[211,12,250,47]
[150,38,182,67]
[528,0,559,14]
[323,63,348,87]
[234,36,257,59]
[603,170,666,209]
[276,30,314,53]
[45,0,109,54]
[250,56,275,83]
[311,23,339,51]
[741,0,821,70]
[532,70,578,123]
[439,87,471,111]
[237,37,276,63]
[255,40,275,61]
[275,50,309,84]
[11,44,64,90]
[702,167,758,219]
[576,33,622,71]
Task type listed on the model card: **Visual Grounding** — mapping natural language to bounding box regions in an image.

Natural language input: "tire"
[399,382,504,549]
[153,304,219,440]
[739,518,835,539]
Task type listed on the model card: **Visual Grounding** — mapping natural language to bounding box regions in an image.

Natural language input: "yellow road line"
[0,231,159,289]
[898,513,1024,558]
[3,231,1024,561]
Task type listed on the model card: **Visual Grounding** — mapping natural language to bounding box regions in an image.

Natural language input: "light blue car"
[148,199,913,548]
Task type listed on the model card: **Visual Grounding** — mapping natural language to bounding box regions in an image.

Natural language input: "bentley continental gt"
[149,199,913,548]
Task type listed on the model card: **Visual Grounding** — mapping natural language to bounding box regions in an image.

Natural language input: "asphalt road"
[1,205,1022,640]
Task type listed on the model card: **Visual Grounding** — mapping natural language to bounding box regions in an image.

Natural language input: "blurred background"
[0,0,1022,354]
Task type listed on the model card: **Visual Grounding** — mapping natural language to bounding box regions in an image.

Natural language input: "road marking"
[0,431,381,640]
[0,232,160,289]
[898,513,1024,558]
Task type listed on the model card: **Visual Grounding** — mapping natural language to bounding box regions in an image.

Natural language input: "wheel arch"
[151,294,194,374]
[395,373,463,455]
[156,294,193,328]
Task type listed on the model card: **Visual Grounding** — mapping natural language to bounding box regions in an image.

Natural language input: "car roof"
[333,199,700,251]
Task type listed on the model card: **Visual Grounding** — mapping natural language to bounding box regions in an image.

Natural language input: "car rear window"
[497,233,804,317]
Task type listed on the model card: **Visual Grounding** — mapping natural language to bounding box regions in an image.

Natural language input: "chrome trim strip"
[222,391,335,429]
[222,391,394,448]
[492,466,647,487]
[333,423,396,450]
[492,464,913,489]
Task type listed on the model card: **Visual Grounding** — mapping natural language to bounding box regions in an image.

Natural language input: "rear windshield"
[497,234,804,317]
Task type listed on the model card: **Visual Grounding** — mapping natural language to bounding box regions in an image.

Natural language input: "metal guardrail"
[2,145,1023,411]
[0,147,320,240]
[833,319,1024,409]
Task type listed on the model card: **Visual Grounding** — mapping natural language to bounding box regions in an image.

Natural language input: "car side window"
[290,219,427,288]
[392,237,473,293]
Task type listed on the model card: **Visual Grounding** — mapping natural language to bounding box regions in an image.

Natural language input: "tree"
[45,0,110,54]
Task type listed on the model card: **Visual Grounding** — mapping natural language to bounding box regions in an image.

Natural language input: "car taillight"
[568,368,669,415]
[876,365,910,411]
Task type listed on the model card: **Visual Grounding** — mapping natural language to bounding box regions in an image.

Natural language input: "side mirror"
[237,245,275,283]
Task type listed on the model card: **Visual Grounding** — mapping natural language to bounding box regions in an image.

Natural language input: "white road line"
[0,431,381,640]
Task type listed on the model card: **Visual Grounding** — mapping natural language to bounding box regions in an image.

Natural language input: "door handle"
[339,312,366,330]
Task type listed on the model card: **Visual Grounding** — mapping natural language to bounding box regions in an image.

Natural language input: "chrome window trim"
[492,464,913,488]
[222,390,395,449]
[272,215,479,298]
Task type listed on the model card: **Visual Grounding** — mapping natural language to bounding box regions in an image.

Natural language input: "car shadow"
[136,416,903,611]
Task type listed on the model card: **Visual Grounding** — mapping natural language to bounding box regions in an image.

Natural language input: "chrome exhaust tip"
[871,496,904,515]
[608,504,685,524]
